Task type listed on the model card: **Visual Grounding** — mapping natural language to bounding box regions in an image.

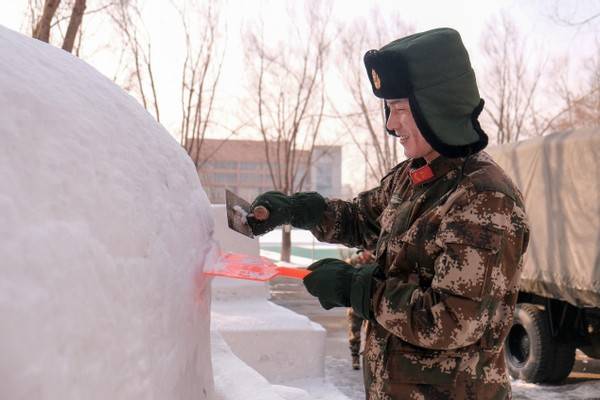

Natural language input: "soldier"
[248,28,529,400]
[346,250,375,370]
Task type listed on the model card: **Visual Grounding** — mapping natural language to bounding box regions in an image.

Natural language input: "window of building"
[292,165,311,190]
[239,173,263,184]
[211,172,237,184]
[207,161,238,170]
[315,162,332,193]
[240,162,263,170]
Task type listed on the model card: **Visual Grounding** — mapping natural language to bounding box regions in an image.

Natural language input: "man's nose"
[385,115,394,131]
[386,114,398,131]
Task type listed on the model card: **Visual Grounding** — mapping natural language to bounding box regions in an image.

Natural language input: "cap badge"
[371,68,381,90]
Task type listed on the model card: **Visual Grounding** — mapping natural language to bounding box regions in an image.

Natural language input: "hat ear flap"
[384,102,398,137]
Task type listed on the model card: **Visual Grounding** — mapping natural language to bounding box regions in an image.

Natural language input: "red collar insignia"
[409,164,435,185]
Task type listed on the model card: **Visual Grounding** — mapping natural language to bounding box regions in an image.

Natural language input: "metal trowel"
[225,189,270,238]
[225,189,255,238]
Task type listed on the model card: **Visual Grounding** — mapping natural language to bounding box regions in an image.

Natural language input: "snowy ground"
[512,377,600,400]
[512,367,600,400]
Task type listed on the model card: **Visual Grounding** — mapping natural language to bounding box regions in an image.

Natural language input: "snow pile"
[212,299,326,383]
[0,26,216,399]
[211,331,305,400]
[212,331,350,400]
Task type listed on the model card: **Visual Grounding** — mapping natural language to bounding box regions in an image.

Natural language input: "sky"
[1,0,598,192]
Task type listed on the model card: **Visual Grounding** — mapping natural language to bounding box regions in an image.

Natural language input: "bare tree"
[334,10,413,189]
[32,0,62,42]
[479,13,548,143]
[27,0,236,168]
[243,2,333,261]
[583,52,600,126]
[550,49,600,131]
[550,1,600,27]
[483,11,600,142]
[62,0,87,53]
[109,0,236,168]
[109,0,161,122]
[28,0,115,55]
[173,0,229,169]
[545,2,600,130]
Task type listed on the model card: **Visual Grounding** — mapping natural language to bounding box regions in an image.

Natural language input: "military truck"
[487,127,600,383]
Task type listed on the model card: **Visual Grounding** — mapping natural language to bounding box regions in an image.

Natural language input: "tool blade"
[225,189,254,238]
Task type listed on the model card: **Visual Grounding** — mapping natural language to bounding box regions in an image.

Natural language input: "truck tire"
[545,342,575,383]
[504,303,554,383]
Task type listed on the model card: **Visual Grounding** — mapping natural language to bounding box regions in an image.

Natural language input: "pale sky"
[1,0,598,191]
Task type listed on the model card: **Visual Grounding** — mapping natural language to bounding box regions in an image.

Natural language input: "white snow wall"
[0,26,216,399]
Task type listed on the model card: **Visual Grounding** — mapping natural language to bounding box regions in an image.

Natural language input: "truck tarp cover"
[487,127,600,307]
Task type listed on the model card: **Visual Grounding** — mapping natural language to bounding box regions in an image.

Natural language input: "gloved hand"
[303,258,380,320]
[247,191,326,236]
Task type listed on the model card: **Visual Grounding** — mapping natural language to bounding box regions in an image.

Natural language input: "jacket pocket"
[386,350,461,385]
[432,225,504,301]
[435,223,503,254]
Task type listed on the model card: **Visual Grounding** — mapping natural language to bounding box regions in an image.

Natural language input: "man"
[345,250,375,371]
[248,28,529,400]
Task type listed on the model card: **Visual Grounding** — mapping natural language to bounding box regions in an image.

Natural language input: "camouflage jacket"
[311,152,530,400]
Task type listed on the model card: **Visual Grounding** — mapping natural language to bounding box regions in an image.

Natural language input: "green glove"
[247,191,326,236]
[303,258,380,320]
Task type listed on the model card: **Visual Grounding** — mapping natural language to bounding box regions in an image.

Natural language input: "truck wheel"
[504,303,554,383]
[546,342,575,383]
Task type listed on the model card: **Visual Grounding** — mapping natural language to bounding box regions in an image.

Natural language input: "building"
[194,139,342,203]
[310,145,342,198]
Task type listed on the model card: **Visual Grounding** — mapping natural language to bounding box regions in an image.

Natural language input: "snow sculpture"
[0,26,216,399]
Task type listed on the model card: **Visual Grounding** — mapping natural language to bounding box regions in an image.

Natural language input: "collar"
[409,156,465,186]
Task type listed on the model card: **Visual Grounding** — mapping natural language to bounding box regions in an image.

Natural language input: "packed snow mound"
[0,26,216,399]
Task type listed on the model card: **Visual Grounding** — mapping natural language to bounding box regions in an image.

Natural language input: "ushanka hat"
[364,27,488,158]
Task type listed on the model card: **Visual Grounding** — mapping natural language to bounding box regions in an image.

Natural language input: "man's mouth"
[398,135,409,144]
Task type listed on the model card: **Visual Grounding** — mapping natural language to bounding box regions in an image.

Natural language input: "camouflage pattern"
[311,152,530,399]
[348,307,363,356]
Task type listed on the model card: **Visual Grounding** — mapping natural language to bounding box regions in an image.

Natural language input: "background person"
[345,250,375,370]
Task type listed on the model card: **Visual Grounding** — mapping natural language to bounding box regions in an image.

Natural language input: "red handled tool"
[205,252,310,282]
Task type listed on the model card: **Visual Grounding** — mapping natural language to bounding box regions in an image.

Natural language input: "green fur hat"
[363,27,488,158]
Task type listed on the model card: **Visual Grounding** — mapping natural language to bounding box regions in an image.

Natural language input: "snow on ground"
[212,331,300,400]
[0,26,216,399]
[512,378,600,400]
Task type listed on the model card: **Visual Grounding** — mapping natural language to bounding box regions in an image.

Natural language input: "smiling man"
[248,28,530,399]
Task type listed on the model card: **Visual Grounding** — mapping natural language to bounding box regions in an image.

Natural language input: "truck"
[487,127,600,383]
